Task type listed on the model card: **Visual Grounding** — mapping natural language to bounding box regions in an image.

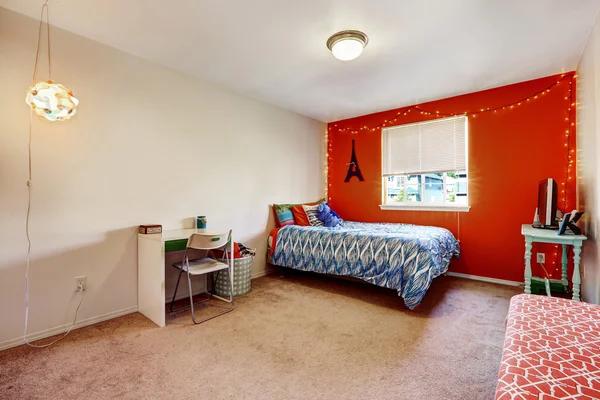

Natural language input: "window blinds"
[382,116,467,176]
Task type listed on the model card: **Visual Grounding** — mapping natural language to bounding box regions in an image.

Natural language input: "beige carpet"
[0,272,519,400]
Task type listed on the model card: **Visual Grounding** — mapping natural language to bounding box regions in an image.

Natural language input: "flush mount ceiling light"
[326,30,368,61]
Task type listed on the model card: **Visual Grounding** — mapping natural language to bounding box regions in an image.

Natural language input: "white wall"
[0,8,325,347]
[576,9,600,305]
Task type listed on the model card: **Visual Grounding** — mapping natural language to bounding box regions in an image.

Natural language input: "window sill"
[379,204,471,212]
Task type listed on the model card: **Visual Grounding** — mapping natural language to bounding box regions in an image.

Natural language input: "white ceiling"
[2,0,600,122]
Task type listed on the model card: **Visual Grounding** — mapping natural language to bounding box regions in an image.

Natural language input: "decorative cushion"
[273,204,295,227]
[271,206,281,227]
[317,203,343,227]
[273,199,326,227]
[291,205,311,226]
[302,204,325,227]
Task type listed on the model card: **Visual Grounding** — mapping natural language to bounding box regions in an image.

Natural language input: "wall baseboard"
[0,268,277,351]
[0,305,138,352]
[1,269,279,352]
[446,272,523,287]
[252,266,278,279]
[168,287,207,303]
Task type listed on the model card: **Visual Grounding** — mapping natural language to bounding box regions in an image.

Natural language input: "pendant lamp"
[25,1,78,121]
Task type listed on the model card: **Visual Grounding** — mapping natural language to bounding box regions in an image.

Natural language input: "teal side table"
[521,224,587,301]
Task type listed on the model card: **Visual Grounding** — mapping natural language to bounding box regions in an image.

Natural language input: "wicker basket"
[214,255,253,297]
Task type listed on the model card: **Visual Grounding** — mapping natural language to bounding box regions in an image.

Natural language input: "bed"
[267,221,460,309]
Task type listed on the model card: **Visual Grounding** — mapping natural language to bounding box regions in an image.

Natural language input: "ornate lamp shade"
[26,80,79,121]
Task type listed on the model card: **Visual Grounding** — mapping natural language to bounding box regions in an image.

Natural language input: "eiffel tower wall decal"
[344,139,364,182]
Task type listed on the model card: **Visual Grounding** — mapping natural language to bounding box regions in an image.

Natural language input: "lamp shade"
[26,80,79,121]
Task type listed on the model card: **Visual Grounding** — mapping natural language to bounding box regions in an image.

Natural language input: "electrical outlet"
[75,276,86,292]
[536,253,546,264]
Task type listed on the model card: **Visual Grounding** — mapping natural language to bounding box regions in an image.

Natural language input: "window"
[381,116,469,211]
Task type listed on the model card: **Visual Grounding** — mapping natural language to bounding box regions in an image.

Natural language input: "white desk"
[521,224,586,301]
[138,228,232,327]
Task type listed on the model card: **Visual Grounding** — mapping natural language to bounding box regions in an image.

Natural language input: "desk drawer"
[165,239,188,253]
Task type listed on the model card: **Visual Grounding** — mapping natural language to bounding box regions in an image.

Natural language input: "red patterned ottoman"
[495,294,600,400]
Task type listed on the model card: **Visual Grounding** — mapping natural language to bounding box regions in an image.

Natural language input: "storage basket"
[214,255,253,297]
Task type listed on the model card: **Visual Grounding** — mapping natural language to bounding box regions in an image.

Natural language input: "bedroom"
[1,0,599,399]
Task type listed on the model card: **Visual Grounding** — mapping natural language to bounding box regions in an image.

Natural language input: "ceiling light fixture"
[26,0,78,121]
[326,30,368,61]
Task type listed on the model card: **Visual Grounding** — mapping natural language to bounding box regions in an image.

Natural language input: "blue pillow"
[317,203,343,227]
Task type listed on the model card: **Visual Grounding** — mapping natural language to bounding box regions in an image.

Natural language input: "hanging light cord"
[23,0,83,349]
[32,1,51,84]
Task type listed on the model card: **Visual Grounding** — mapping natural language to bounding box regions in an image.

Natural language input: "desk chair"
[169,231,234,324]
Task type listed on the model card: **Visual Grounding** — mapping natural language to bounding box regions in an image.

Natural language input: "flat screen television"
[537,178,558,229]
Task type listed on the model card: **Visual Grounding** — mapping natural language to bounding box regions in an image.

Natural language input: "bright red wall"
[327,73,577,282]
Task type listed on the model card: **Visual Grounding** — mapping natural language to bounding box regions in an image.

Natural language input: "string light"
[329,73,577,281]
[563,76,574,211]
[324,127,329,199]
[335,74,573,134]
[549,73,574,278]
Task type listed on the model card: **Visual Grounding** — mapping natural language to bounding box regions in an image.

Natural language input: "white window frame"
[380,117,470,212]
[380,172,470,212]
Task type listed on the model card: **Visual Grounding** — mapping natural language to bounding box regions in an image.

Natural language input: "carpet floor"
[0,272,520,400]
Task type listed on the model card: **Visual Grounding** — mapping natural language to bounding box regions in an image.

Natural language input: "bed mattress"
[269,221,460,309]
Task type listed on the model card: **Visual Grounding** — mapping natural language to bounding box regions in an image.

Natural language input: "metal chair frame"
[169,231,234,324]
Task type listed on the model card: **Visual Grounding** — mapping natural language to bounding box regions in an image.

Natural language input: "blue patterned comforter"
[271,221,460,309]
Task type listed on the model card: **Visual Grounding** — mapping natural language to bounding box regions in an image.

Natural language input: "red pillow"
[291,205,310,226]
